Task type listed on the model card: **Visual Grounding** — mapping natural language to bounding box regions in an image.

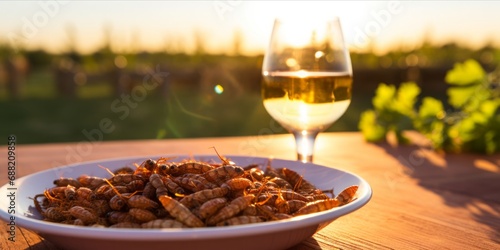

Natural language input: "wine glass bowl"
[262,18,352,162]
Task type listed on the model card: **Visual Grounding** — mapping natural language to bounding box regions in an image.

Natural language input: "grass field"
[0,70,368,145]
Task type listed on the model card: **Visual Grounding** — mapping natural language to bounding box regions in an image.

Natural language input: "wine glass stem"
[293,131,319,163]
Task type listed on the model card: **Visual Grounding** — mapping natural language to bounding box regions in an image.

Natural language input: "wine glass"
[262,17,352,163]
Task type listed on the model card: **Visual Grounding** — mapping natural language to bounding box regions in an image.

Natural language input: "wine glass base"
[297,154,313,163]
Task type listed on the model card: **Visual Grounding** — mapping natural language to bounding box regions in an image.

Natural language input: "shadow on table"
[23,239,62,250]
[289,237,322,250]
[376,141,500,243]
[27,236,321,250]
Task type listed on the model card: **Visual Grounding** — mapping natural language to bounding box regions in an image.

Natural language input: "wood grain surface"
[1,132,499,249]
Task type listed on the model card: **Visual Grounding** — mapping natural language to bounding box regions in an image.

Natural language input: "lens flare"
[214,84,224,94]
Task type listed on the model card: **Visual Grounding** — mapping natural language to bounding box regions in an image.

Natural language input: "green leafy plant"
[359,59,500,154]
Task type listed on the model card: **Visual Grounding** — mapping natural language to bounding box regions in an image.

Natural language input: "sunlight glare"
[296,70,308,78]
[298,102,309,124]
[286,58,298,68]
[315,51,325,59]
[242,1,371,53]
[214,84,224,94]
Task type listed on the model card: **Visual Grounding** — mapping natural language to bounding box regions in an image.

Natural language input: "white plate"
[0,155,372,250]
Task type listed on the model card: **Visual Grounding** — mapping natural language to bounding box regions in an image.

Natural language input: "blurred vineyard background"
[3,35,498,145]
[2,20,500,145]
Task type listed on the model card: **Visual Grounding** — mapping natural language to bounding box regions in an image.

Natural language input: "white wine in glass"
[262,18,352,162]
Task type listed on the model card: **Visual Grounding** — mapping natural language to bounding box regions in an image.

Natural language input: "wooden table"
[1,132,499,249]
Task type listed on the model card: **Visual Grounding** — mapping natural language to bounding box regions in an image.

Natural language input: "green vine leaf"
[445,59,485,85]
[359,82,419,145]
[359,110,386,142]
[446,85,479,109]
[372,83,396,110]
[359,59,500,154]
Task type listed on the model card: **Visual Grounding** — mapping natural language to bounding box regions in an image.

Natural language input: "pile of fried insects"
[33,154,358,228]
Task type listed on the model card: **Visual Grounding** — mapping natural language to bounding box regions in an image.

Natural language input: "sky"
[1,1,500,55]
